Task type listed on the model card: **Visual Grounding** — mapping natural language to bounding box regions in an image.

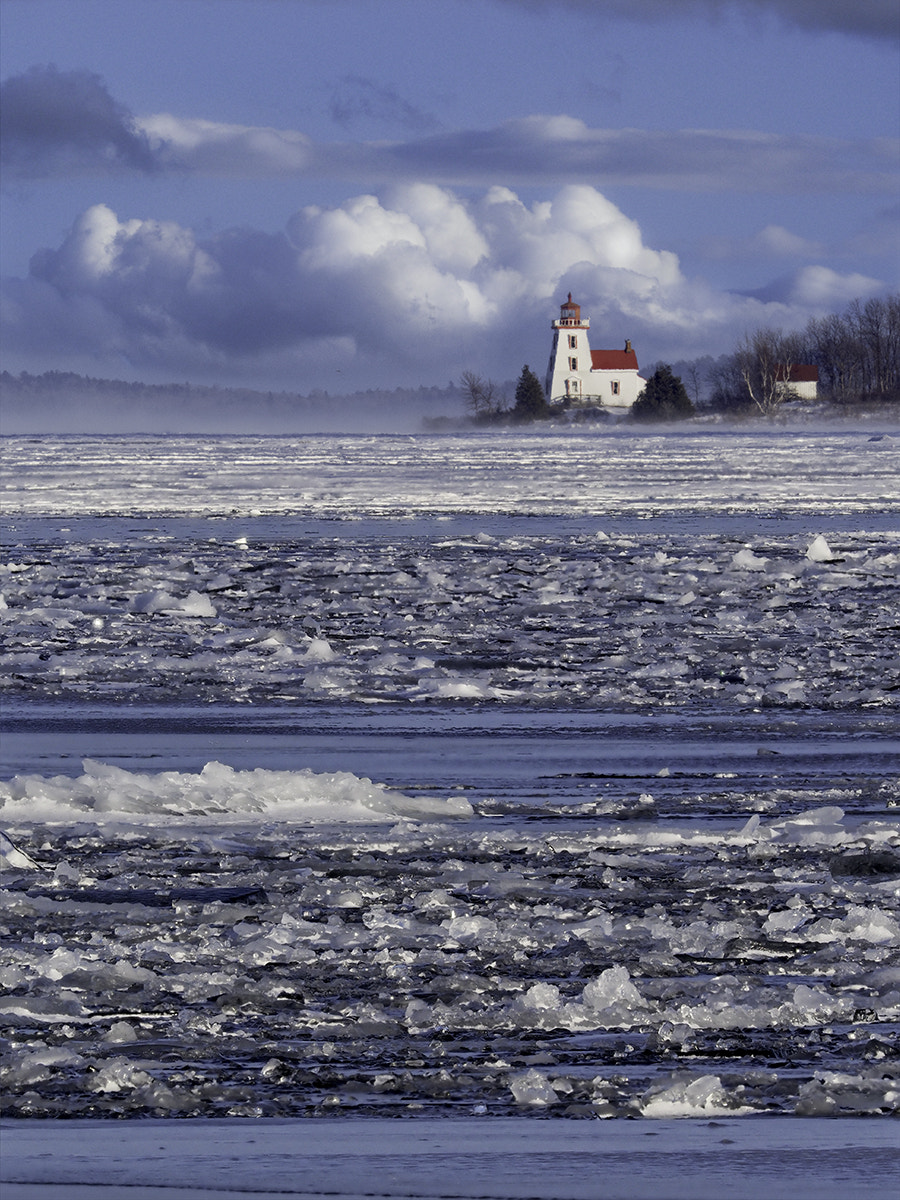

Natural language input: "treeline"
[796,294,899,402]
[707,294,900,414]
[2,370,297,412]
[0,370,463,433]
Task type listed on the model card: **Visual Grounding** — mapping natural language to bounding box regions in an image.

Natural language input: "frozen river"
[1,428,898,1130]
[5,426,899,519]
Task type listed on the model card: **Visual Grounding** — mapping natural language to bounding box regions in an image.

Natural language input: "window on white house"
[611,381,620,395]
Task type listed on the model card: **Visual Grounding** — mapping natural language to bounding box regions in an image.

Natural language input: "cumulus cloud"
[0,65,157,177]
[752,225,825,257]
[24,204,306,356]
[2,184,890,390]
[699,206,900,276]
[491,0,899,41]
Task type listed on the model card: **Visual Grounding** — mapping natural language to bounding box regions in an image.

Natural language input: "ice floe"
[0,760,473,823]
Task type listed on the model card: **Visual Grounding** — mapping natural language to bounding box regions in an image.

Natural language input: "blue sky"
[1,0,898,393]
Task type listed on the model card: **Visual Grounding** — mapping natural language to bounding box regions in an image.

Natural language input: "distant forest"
[0,371,466,434]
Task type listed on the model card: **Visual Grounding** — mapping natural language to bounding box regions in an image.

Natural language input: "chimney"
[625,339,632,353]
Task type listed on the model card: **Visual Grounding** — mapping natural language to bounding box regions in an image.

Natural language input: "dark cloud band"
[490,0,899,41]
[0,65,157,177]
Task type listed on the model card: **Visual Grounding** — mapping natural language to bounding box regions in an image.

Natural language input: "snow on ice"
[0,429,898,1124]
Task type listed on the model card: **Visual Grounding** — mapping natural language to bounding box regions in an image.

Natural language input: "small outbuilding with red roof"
[775,364,819,400]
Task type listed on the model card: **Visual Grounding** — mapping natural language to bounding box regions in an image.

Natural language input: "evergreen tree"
[630,364,695,422]
[513,364,549,421]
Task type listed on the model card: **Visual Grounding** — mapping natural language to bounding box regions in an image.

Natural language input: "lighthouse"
[544,294,644,409]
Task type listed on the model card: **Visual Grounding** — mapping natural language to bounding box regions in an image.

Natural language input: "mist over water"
[0,379,467,435]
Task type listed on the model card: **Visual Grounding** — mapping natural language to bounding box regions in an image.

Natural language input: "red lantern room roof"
[554,292,587,328]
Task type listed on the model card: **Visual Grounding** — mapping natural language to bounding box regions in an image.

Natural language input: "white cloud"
[786,264,885,306]
[385,183,490,273]
[2,186,891,391]
[754,225,825,258]
[138,113,898,194]
[701,209,900,279]
[739,262,888,308]
[292,195,428,272]
[140,114,312,175]
[701,223,826,261]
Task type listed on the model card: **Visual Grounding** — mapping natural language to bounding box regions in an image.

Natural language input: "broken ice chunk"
[582,965,646,1012]
[731,548,768,571]
[508,1068,559,1106]
[0,830,40,869]
[641,1073,753,1118]
[806,535,834,562]
[131,589,217,617]
[302,637,336,662]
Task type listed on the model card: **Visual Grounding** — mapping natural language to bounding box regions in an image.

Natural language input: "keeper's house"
[775,364,819,400]
[545,294,645,410]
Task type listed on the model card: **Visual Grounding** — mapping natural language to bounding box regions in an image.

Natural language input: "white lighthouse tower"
[545,293,591,403]
[544,293,644,409]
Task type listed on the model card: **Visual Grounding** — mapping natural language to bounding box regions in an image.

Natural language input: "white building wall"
[545,321,593,402]
[589,370,644,408]
[776,379,818,400]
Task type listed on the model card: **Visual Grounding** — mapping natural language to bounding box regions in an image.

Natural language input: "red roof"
[775,364,818,383]
[591,349,639,371]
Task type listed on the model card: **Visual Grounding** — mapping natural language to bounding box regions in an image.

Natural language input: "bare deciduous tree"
[460,370,506,419]
[735,328,799,415]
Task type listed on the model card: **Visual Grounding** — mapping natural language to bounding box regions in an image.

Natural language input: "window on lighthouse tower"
[569,357,578,371]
